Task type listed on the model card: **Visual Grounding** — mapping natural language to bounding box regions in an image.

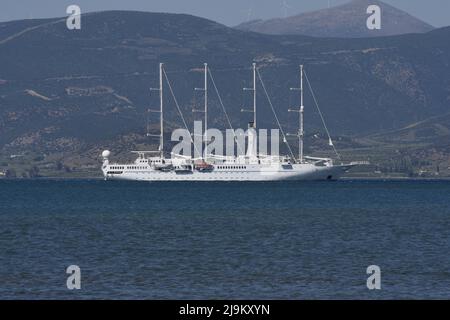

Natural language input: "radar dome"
[102,150,111,158]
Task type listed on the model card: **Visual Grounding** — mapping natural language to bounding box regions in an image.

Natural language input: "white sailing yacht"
[101,63,360,181]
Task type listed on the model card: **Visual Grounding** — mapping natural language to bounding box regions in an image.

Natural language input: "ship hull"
[102,164,354,182]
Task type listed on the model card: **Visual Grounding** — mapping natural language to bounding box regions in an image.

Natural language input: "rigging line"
[303,70,341,159]
[162,68,202,157]
[256,68,296,161]
[207,68,245,156]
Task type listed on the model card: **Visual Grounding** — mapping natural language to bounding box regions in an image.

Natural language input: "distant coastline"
[1,175,450,181]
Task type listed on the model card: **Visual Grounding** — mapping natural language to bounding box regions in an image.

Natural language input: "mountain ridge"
[236,0,435,38]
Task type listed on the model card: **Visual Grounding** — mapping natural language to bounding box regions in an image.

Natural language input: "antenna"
[288,65,304,163]
[242,63,257,128]
[149,63,164,157]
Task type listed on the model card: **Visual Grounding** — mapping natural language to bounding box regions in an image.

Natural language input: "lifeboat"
[195,161,214,172]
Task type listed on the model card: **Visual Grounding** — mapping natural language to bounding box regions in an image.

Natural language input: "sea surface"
[0,179,449,299]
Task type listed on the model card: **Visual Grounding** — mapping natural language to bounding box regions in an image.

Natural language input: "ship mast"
[253,63,256,127]
[299,65,304,163]
[194,63,208,161]
[242,62,257,127]
[204,62,208,158]
[159,62,164,155]
[149,63,164,157]
[289,64,305,163]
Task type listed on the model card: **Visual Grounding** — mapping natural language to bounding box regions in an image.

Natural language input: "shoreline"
[1,176,450,182]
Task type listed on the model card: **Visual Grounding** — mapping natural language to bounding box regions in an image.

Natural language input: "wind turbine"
[241,4,254,23]
[281,0,291,18]
[246,7,253,22]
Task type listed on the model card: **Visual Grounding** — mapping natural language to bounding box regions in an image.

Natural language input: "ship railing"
[349,161,371,165]
[131,150,163,159]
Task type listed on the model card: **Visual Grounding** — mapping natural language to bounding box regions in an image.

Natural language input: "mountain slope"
[236,0,435,38]
[0,11,449,176]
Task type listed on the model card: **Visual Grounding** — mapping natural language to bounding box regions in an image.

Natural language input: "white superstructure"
[101,63,360,181]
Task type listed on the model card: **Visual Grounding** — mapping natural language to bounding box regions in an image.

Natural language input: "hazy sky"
[1,0,449,27]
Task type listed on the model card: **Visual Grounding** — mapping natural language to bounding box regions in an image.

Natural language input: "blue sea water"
[0,179,449,299]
